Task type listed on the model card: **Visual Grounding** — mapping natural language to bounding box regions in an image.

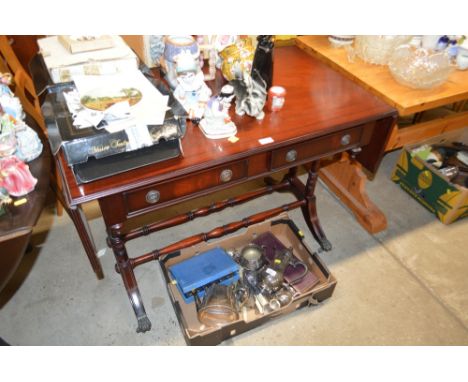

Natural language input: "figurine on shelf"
[196,35,219,81]
[0,186,12,216]
[231,70,267,120]
[1,73,24,120]
[0,73,14,96]
[173,51,212,122]
[251,35,275,91]
[0,155,37,197]
[196,35,240,81]
[199,84,236,139]
[0,114,17,157]
[14,122,43,163]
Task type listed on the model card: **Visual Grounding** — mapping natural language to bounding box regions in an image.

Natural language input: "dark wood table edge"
[0,117,51,292]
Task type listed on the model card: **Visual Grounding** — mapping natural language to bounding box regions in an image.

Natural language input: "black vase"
[251,35,274,91]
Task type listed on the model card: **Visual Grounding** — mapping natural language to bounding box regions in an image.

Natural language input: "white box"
[38,35,139,83]
[58,35,115,54]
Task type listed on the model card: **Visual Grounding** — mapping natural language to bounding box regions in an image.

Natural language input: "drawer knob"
[220,169,233,183]
[145,190,160,204]
[341,134,351,146]
[285,149,297,163]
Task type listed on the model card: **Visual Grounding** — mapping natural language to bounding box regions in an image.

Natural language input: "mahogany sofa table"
[39,46,396,332]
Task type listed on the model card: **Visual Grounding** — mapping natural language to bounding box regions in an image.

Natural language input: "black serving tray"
[73,138,181,184]
[29,54,187,184]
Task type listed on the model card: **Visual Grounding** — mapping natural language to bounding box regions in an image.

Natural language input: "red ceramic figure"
[0,156,37,197]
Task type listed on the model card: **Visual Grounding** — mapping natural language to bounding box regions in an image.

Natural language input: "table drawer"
[270,126,363,170]
[124,160,248,215]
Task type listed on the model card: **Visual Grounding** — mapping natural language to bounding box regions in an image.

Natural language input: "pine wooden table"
[296,35,468,234]
[296,35,468,150]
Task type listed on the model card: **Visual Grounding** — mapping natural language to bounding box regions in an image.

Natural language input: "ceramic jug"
[162,35,199,89]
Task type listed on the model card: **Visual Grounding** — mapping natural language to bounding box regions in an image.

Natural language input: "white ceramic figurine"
[199,84,236,139]
[173,51,212,121]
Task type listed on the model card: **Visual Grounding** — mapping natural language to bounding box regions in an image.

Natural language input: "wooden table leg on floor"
[109,225,151,333]
[285,164,332,251]
[67,205,104,280]
[301,162,332,250]
[319,152,387,234]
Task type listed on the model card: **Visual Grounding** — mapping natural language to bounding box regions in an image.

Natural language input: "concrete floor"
[0,150,467,345]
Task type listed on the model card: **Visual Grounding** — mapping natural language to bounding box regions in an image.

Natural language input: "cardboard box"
[121,35,158,68]
[38,35,139,83]
[392,129,468,224]
[159,214,336,345]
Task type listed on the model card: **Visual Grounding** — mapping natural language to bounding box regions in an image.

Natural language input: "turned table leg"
[302,161,332,251]
[109,226,151,333]
[67,205,104,280]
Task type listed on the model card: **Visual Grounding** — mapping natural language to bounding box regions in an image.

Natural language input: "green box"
[391,129,468,225]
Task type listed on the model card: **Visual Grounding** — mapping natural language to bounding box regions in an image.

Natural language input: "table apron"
[98,122,375,228]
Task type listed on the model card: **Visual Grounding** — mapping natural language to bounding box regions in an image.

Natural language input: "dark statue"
[251,35,275,91]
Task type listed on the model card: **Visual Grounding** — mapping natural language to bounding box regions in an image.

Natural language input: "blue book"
[169,247,239,304]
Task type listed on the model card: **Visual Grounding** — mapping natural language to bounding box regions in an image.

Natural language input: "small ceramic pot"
[267,86,286,112]
[328,35,355,48]
[421,35,443,50]
[456,46,468,70]
[162,35,199,89]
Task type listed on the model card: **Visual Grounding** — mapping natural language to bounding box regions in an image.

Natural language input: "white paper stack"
[64,70,170,150]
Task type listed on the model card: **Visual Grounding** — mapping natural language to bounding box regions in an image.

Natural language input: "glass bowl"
[355,35,411,65]
[388,45,453,89]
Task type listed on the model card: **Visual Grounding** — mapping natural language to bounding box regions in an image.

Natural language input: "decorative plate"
[80,87,143,111]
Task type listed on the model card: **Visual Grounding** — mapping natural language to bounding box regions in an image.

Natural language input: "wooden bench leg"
[319,153,387,234]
